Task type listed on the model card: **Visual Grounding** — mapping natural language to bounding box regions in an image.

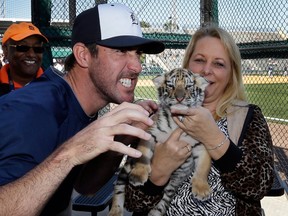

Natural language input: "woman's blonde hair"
[182,25,246,117]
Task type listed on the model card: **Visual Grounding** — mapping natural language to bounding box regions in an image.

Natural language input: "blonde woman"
[125,26,274,216]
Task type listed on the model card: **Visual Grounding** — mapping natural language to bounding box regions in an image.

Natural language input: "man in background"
[0,22,48,96]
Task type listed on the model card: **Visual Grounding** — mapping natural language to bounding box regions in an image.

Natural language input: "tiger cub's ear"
[152,75,165,88]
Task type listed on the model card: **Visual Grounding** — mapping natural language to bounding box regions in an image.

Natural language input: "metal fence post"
[200,0,218,26]
[31,0,53,69]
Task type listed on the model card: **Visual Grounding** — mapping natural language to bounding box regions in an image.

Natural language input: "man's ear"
[73,43,90,68]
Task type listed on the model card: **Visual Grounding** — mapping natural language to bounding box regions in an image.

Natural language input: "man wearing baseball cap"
[0,22,48,96]
[65,3,164,70]
[0,3,164,216]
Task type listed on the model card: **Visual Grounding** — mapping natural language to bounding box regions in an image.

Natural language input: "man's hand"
[132,99,158,129]
[64,102,154,166]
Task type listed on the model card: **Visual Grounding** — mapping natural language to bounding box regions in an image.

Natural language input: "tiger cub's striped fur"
[109,68,211,216]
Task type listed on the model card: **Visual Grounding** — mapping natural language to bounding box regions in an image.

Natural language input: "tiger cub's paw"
[129,164,151,186]
[148,209,163,216]
[191,176,212,200]
[108,205,123,216]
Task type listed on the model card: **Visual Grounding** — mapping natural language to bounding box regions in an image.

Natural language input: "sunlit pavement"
[261,193,288,216]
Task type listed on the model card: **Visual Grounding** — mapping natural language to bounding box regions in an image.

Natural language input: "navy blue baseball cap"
[72,3,165,54]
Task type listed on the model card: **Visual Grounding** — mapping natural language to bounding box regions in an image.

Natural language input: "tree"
[140,21,151,28]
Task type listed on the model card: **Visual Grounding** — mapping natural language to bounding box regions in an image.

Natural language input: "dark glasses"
[9,45,45,54]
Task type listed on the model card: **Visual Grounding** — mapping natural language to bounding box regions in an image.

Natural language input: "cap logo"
[28,25,35,30]
[130,12,139,25]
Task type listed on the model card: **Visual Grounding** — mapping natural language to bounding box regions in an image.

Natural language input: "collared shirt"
[0,64,44,96]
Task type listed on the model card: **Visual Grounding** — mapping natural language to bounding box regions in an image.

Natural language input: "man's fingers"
[136,100,159,115]
[106,102,149,117]
[101,108,153,127]
[111,142,142,158]
[110,124,151,141]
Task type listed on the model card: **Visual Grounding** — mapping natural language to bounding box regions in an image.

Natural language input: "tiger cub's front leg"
[191,145,212,200]
[129,138,154,186]
[108,183,126,216]
[108,163,131,216]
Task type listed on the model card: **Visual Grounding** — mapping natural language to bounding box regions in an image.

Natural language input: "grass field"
[135,75,288,121]
[245,83,288,120]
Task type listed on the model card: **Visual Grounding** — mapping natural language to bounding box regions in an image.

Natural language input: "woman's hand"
[171,106,220,143]
[171,106,229,159]
[149,128,192,186]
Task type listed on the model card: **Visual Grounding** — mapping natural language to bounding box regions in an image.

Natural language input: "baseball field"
[137,75,288,86]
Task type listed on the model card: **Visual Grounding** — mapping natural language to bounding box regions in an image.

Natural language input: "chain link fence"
[1,0,287,191]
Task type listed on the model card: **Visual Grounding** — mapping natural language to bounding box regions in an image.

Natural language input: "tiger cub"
[108,68,211,216]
